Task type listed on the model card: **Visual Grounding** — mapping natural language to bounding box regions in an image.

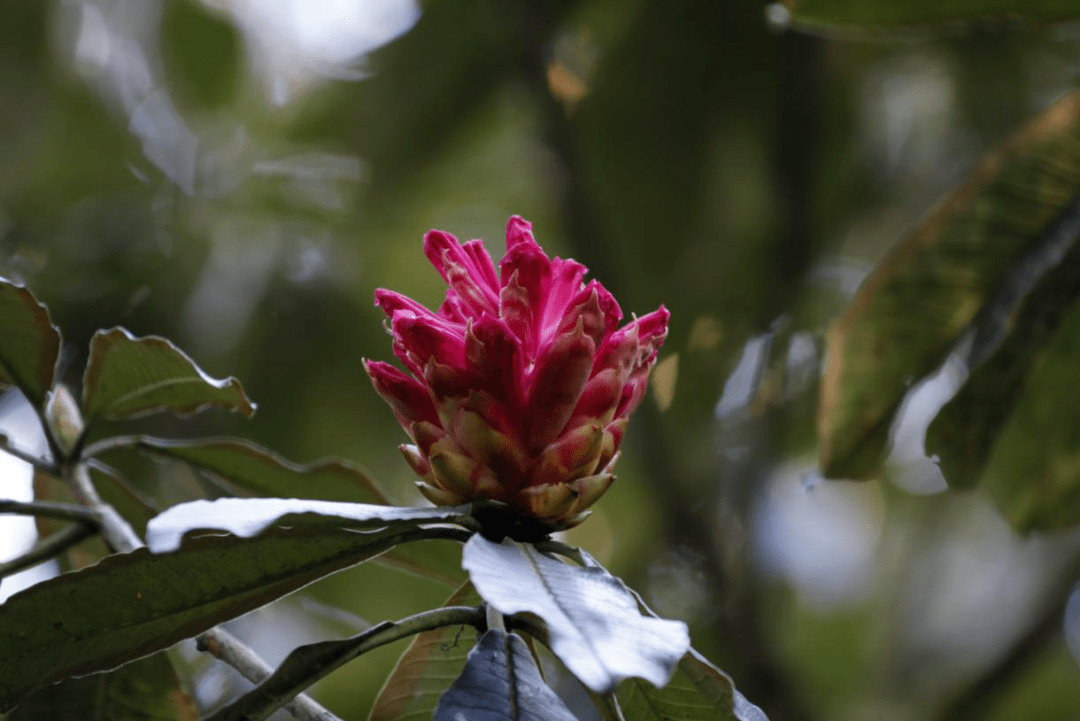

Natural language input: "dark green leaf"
[96,435,389,504]
[462,536,689,694]
[819,91,1080,479]
[927,204,1080,489]
[433,628,577,721]
[779,0,1080,34]
[0,524,432,710]
[0,277,60,407]
[81,327,255,424]
[970,299,1080,531]
[145,497,472,553]
[9,651,197,721]
[617,650,768,721]
[370,582,481,721]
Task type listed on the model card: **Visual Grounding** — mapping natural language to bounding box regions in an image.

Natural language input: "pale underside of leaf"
[462,536,689,694]
[145,497,473,553]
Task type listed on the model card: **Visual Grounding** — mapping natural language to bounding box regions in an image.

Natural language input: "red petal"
[525,321,596,453]
[466,316,525,409]
[392,312,467,369]
[505,215,535,250]
[424,230,499,317]
[556,282,622,348]
[364,360,440,429]
[374,289,438,321]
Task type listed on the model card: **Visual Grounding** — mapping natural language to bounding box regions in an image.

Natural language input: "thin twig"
[0,523,97,580]
[65,463,142,554]
[205,606,487,721]
[81,435,143,459]
[0,499,101,525]
[0,433,57,475]
[197,628,343,721]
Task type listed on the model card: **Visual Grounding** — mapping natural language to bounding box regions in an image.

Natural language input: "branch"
[0,433,57,475]
[81,435,142,459]
[205,606,486,721]
[0,523,96,579]
[65,463,142,554]
[197,629,343,721]
[0,499,101,525]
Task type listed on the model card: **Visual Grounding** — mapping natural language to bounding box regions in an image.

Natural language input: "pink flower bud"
[366,216,668,529]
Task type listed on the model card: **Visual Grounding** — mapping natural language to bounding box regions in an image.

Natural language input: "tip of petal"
[505,215,535,250]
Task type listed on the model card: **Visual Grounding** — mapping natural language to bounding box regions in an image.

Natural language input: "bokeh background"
[3,1,1080,719]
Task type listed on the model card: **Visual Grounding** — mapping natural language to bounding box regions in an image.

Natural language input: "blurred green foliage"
[4,0,1080,719]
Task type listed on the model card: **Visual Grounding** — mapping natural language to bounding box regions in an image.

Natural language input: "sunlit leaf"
[9,651,197,721]
[433,628,577,721]
[145,497,471,553]
[370,582,480,721]
[0,277,60,408]
[618,649,769,721]
[819,91,1080,479]
[778,0,1080,35]
[462,536,689,693]
[94,435,389,504]
[81,327,255,424]
[0,524,427,710]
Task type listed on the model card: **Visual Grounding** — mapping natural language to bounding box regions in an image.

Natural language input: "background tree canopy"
[3,1,1080,720]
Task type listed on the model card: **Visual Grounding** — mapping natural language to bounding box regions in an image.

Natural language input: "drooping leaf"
[779,0,1080,35]
[145,497,472,553]
[8,651,197,721]
[92,435,389,504]
[0,277,60,408]
[0,523,445,710]
[432,628,577,721]
[819,91,1080,479]
[462,535,689,694]
[927,207,1080,489]
[970,298,1080,531]
[81,327,255,424]
[618,649,769,721]
[207,603,485,721]
[369,582,481,721]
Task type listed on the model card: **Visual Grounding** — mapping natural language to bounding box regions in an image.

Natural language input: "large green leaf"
[926,211,1080,489]
[8,651,197,721]
[433,628,577,721]
[0,523,444,710]
[462,536,689,694]
[81,328,255,424]
[369,583,480,721]
[0,277,60,408]
[971,298,1080,531]
[819,91,1080,479]
[617,650,768,721]
[779,0,1080,33]
[92,435,389,504]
